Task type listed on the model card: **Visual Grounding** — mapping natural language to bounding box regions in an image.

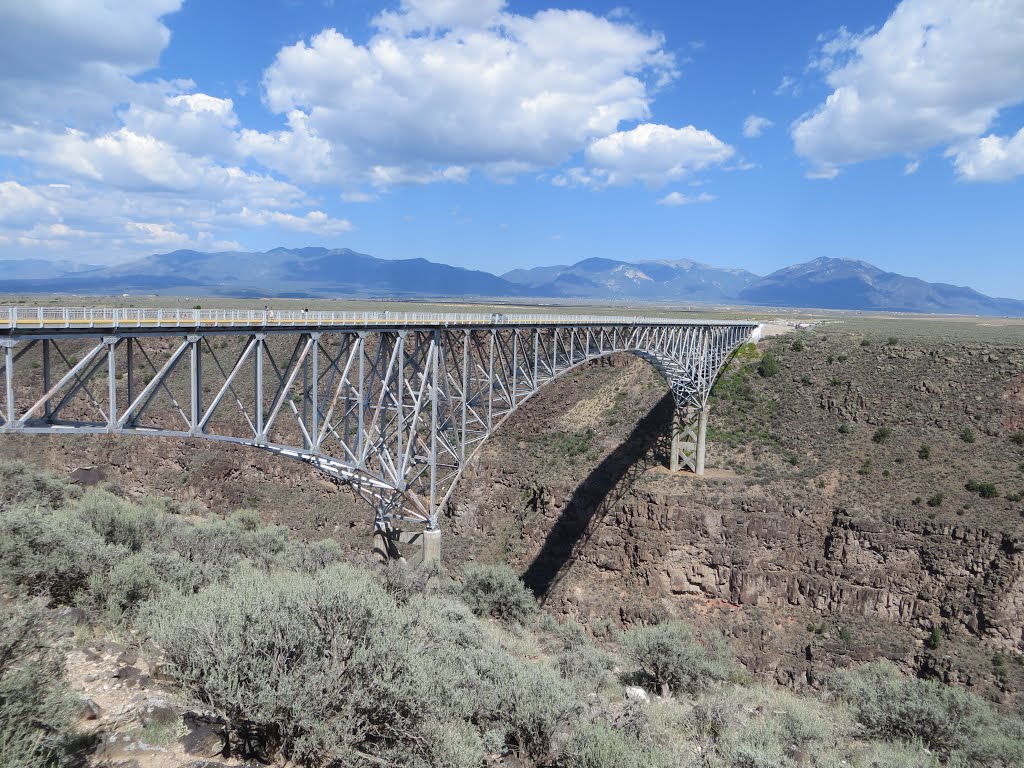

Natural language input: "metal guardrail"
[0,306,757,331]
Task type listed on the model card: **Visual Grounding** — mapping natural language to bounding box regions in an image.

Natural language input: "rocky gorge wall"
[448,327,1024,701]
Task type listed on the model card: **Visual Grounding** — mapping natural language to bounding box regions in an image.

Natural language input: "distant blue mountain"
[740,257,1024,316]
[503,257,759,301]
[0,249,1021,316]
[0,247,520,298]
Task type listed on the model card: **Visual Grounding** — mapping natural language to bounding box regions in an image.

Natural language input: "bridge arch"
[1,307,760,559]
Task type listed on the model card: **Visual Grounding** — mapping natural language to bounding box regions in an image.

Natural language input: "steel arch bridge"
[1,306,761,560]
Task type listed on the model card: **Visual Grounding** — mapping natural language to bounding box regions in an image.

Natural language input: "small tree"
[622,621,737,697]
[757,351,780,378]
[872,427,892,444]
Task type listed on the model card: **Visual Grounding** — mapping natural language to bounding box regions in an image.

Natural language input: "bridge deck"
[0,306,756,334]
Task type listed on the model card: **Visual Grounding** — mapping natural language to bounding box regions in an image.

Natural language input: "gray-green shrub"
[622,621,738,696]
[702,685,835,758]
[560,721,646,768]
[472,653,580,763]
[85,551,168,623]
[541,617,612,692]
[0,506,114,603]
[0,601,80,768]
[458,562,537,626]
[380,559,445,605]
[140,564,577,766]
[276,537,345,573]
[0,460,78,511]
[831,662,1024,765]
[73,489,167,552]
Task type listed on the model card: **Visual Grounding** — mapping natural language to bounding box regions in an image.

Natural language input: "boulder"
[623,685,650,703]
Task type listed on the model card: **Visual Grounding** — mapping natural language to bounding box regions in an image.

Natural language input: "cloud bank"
[793,0,1024,181]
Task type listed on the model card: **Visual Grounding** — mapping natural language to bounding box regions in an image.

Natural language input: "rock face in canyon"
[447,322,1024,702]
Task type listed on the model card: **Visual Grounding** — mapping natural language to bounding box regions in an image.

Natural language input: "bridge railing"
[0,306,758,331]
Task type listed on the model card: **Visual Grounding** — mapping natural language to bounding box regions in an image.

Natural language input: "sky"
[1,0,1022,298]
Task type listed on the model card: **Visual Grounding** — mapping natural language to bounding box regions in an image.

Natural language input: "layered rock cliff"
[448,322,1024,702]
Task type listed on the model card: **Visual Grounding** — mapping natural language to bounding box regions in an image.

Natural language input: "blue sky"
[1,0,1023,297]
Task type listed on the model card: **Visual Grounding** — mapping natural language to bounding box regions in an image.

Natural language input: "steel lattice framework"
[1,307,760,555]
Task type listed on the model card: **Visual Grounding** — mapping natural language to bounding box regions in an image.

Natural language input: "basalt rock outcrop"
[449,324,1024,702]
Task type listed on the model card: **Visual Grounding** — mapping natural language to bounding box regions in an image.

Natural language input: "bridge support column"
[372,522,441,565]
[421,529,441,565]
[373,521,403,562]
[670,406,708,475]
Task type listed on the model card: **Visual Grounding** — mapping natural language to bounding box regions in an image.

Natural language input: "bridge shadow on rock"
[521,391,675,603]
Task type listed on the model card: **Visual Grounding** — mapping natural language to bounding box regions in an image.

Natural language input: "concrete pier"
[373,522,441,564]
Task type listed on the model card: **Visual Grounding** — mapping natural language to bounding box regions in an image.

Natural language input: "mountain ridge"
[0,249,1021,317]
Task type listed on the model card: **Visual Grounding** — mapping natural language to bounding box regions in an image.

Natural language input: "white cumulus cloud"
[794,0,1024,180]
[656,191,716,206]
[119,92,240,159]
[948,128,1024,181]
[0,181,59,225]
[376,0,507,33]
[0,0,182,126]
[582,123,735,186]
[231,209,354,235]
[250,4,676,190]
[743,115,773,139]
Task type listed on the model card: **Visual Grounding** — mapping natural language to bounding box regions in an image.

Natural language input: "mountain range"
[0,248,1021,317]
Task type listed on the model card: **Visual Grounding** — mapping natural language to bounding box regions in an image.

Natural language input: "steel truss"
[0,310,759,547]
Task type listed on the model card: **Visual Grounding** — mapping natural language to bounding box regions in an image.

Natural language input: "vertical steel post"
[311,333,320,451]
[511,329,519,406]
[460,330,469,462]
[106,338,117,430]
[429,330,439,528]
[670,408,681,472]
[696,407,708,475]
[487,330,495,432]
[396,332,404,477]
[357,334,365,466]
[302,335,310,448]
[255,334,264,438]
[189,335,200,434]
[3,343,13,425]
[125,338,134,423]
[42,339,51,421]
[533,328,539,386]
